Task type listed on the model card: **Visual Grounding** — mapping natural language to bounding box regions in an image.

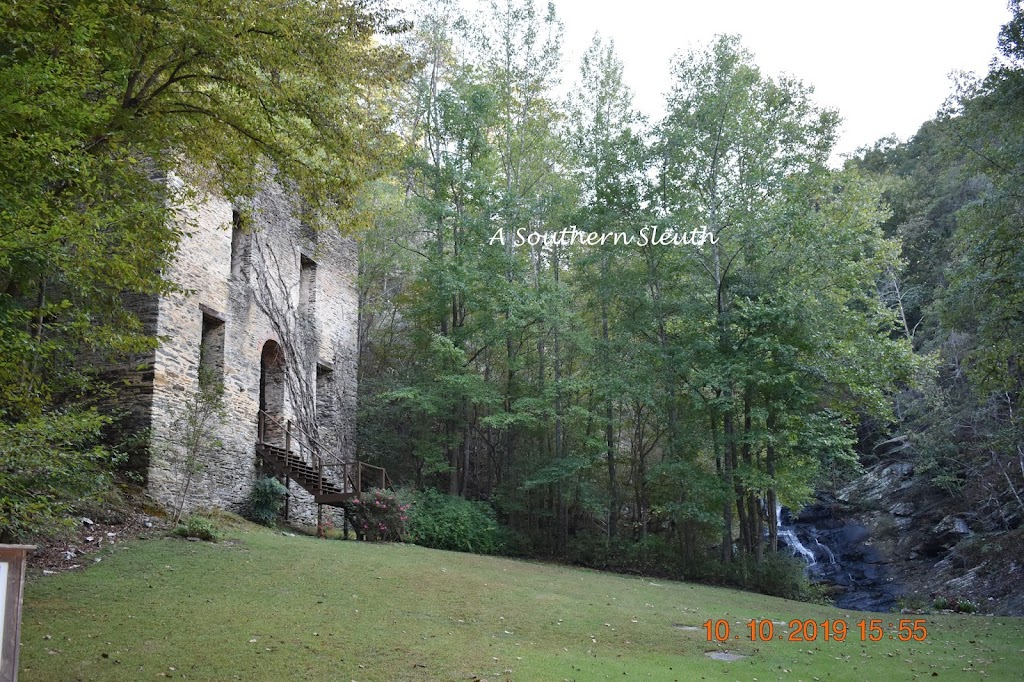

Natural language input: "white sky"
[551,0,1011,163]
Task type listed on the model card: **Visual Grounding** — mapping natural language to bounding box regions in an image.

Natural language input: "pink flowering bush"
[342,488,408,541]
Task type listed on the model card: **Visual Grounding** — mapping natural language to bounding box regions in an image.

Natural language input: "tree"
[564,35,648,541]
[940,1,1024,401]
[924,0,1024,527]
[355,15,919,581]
[167,368,226,525]
[655,36,913,562]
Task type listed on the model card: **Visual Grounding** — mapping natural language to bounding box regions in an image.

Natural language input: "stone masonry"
[118,175,358,524]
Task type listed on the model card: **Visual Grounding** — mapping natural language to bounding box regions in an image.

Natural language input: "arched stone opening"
[259,340,286,446]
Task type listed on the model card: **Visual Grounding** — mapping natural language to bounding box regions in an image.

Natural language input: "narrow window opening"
[230,209,250,281]
[316,363,335,421]
[299,254,317,316]
[199,313,225,389]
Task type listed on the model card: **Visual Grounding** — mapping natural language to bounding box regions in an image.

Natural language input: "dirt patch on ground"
[27,506,171,575]
[704,651,747,661]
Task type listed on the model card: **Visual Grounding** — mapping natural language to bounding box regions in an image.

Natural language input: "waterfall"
[771,498,905,612]
[776,503,817,564]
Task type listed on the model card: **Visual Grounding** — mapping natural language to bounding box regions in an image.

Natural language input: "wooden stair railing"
[255,410,391,509]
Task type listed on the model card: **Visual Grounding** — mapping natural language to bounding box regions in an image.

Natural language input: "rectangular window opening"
[315,363,335,422]
[199,312,226,389]
[230,209,250,281]
[299,254,317,316]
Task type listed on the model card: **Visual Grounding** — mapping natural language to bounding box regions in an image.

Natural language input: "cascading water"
[775,503,818,565]
[775,499,907,612]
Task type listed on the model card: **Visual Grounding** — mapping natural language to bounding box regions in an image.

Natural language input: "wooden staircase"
[255,410,390,509]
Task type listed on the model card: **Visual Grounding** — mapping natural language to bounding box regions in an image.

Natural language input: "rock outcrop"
[786,461,1024,615]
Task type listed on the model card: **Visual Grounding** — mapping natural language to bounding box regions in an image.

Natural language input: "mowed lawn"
[18,524,1024,681]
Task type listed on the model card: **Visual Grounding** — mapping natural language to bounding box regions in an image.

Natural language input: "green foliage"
[566,532,684,576]
[649,34,912,560]
[358,11,919,577]
[737,553,813,601]
[932,595,979,613]
[896,593,930,612]
[0,409,117,542]
[854,4,1024,534]
[342,488,407,542]
[172,515,220,542]
[404,489,508,554]
[248,477,287,527]
[956,599,979,614]
[564,533,813,601]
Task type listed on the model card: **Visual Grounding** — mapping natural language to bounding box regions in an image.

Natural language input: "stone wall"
[139,176,358,525]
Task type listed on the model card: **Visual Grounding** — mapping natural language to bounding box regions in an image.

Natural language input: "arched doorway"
[259,340,286,446]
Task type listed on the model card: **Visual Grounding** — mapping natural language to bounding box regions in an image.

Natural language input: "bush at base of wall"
[403,489,511,555]
[248,476,287,526]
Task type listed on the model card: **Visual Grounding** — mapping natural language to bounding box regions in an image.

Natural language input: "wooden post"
[257,411,265,443]
[317,456,323,496]
[284,420,291,455]
[1,544,35,682]
[357,463,362,496]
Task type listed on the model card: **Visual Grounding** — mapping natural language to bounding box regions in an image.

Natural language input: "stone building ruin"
[114,178,371,524]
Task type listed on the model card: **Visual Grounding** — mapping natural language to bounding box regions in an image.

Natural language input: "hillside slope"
[19,525,1024,681]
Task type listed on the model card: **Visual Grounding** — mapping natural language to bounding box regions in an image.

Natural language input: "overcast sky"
[551,0,1011,163]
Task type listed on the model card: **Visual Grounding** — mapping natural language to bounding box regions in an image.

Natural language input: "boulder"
[837,461,914,505]
[922,515,972,556]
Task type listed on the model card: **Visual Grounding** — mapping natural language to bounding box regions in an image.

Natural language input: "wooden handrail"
[256,409,391,498]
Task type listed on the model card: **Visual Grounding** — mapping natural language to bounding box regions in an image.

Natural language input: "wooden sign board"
[0,546,34,682]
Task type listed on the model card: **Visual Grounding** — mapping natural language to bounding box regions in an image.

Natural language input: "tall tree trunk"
[601,251,618,540]
[447,421,458,496]
[722,407,736,563]
[739,387,755,557]
[460,399,471,497]
[766,411,779,552]
[710,405,731,562]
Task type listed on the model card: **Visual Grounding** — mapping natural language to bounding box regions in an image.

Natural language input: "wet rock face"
[782,461,1024,616]
[782,502,906,612]
[770,462,922,612]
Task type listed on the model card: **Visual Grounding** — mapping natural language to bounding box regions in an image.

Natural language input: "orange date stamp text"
[703,618,928,642]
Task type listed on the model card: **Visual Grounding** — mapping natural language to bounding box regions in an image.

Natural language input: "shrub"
[173,515,219,542]
[342,488,407,541]
[932,595,979,613]
[955,598,979,614]
[741,553,811,600]
[404,489,507,554]
[566,532,686,577]
[0,409,118,542]
[249,476,287,526]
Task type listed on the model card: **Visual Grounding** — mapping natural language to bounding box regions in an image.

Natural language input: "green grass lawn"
[18,523,1024,681]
